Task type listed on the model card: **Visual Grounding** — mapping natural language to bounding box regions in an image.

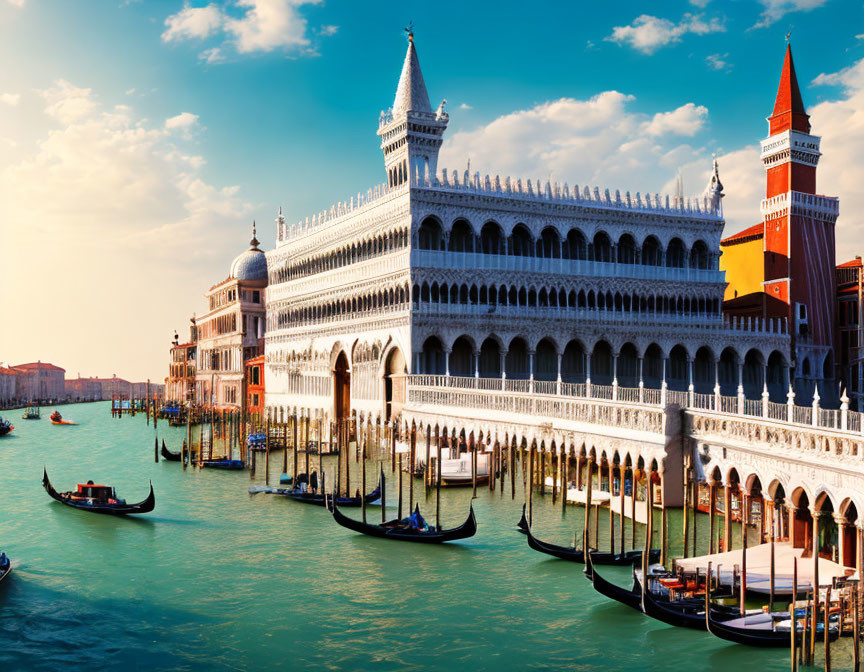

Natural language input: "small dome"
[230,222,268,281]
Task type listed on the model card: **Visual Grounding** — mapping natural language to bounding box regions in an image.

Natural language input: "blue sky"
[1,0,863,379]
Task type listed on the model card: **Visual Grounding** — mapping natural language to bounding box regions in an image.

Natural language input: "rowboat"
[161,440,182,462]
[525,523,661,565]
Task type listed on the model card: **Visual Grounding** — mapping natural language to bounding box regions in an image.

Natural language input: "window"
[252,290,260,303]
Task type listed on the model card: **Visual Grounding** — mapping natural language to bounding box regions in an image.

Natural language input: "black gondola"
[517,504,528,534]
[0,552,10,585]
[42,468,155,515]
[265,484,381,508]
[161,440,182,462]
[640,581,742,630]
[588,553,644,611]
[525,524,661,565]
[331,501,477,544]
[200,459,244,470]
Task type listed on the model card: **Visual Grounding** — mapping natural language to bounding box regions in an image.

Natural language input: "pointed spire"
[769,43,810,134]
[250,220,260,249]
[392,30,432,116]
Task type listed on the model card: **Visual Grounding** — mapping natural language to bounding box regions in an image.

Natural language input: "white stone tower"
[377,30,449,188]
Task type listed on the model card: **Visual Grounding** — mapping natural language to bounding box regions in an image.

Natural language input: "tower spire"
[392,27,432,116]
[768,43,810,134]
[250,220,259,249]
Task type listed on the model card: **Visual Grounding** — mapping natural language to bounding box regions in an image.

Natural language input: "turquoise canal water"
[0,402,844,670]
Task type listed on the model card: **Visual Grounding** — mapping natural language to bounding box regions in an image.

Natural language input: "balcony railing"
[406,374,863,436]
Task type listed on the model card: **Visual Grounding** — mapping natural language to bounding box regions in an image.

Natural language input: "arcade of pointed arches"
[416,333,791,401]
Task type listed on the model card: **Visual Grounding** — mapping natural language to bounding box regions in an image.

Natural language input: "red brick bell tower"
[759,44,838,396]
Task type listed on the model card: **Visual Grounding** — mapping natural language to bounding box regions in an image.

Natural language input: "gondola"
[525,524,661,565]
[516,504,528,535]
[587,553,644,611]
[331,501,477,544]
[259,483,381,508]
[161,440,182,462]
[0,417,13,436]
[42,468,155,515]
[640,581,743,630]
[0,552,11,585]
[200,458,244,470]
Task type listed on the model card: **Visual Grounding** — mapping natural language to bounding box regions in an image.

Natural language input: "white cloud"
[753,0,829,28]
[41,80,98,123]
[6,0,25,7]
[706,53,732,71]
[225,0,320,53]
[199,47,224,63]
[459,103,473,110]
[0,92,20,106]
[690,0,711,6]
[857,33,864,40]
[165,111,200,131]
[438,92,705,191]
[162,3,223,43]
[162,0,326,61]
[642,103,708,136]
[125,88,136,96]
[672,56,864,264]
[0,79,253,380]
[607,13,725,54]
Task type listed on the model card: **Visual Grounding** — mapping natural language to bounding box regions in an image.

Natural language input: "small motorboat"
[0,417,13,436]
[200,458,244,470]
[49,410,76,425]
[22,405,40,420]
[160,440,182,462]
[42,469,155,515]
[0,552,11,585]
[332,501,477,544]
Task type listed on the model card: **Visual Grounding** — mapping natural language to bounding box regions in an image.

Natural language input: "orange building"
[720,44,839,402]
[245,354,264,413]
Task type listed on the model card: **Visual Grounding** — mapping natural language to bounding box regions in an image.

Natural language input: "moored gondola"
[161,440,182,462]
[640,580,743,630]
[200,459,244,470]
[587,553,643,611]
[331,500,477,544]
[255,482,381,508]
[42,468,155,515]
[525,524,661,565]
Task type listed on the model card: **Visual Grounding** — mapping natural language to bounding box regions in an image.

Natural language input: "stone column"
[528,350,535,393]
[787,384,795,423]
[500,351,507,391]
[687,356,694,407]
[660,357,668,406]
[556,352,563,395]
[724,482,732,552]
[834,513,847,567]
[713,357,721,411]
[638,356,644,403]
[474,351,480,379]
[612,352,619,401]
[585,351,592,398]
[445,349,451,378]
[736,358,744,414]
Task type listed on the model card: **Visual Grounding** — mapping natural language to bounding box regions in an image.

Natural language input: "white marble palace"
[264,32,791,425]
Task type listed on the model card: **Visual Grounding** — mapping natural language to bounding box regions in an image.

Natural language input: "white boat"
[440,453,490,485]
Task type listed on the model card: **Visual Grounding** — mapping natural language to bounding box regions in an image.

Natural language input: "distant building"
[65,376,102,401]
[836,257,863,407]
[91,375,132,400]
[193,224,268,408]
[167,342,197,402]
[12,361,66,401]
[245,354,264,413]
[0,366,20,405]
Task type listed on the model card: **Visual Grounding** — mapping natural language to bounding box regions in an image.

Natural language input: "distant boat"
[42,468,155,515]
[49,410,76,425]
[0,552,10,586]
[439,453,489,486]
[22,406,40,420]
[200,458,244,470]
[0,417,13,436]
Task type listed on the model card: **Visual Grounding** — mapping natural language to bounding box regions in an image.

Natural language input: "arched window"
[666,238,686,268]
[564,229,587,260]
[592,232,612,263]
[448,219,475,253]
[509,224,533,256]
[480,221,504,255]
[537,227,561,258]
[418,218,443,250]
[618,234,637,264]
[690,240,710,269]
[642,236,661,266]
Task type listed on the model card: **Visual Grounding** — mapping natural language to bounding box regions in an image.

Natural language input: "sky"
[1,0,864,382]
